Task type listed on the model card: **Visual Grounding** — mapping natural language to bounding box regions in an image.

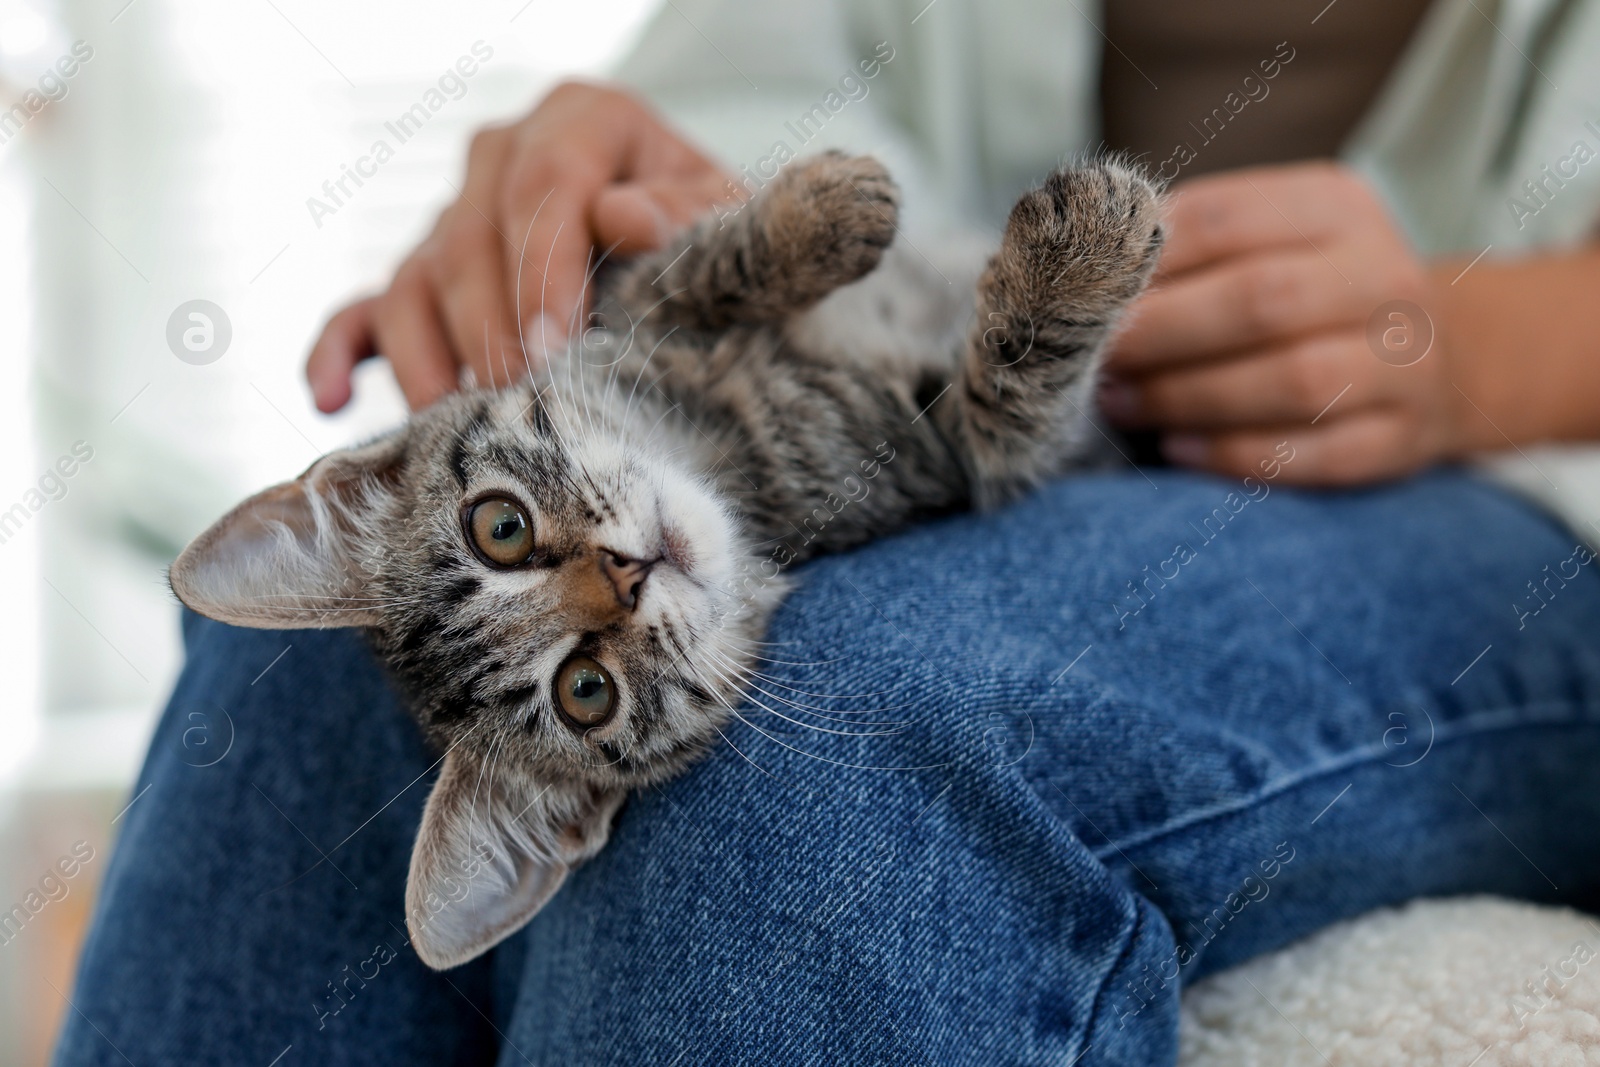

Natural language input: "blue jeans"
[54,471,1600,1066]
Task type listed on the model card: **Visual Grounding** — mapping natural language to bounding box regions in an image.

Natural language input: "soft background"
[0,0,666,1060]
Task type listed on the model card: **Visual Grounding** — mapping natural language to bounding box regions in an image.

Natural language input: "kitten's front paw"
[1006,160,1165,307]
[760,152,900,297]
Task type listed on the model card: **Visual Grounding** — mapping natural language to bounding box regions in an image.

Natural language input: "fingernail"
[1163,434,1209,466]
[523,313,568,363]
[1098,380,1142,422]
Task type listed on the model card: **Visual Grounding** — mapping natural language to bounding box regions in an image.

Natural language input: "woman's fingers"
[1152,162,1372,278]
[1111,249,1376,372]
[495,83,734,343]
[501,169,602,350]
[432,127,525,387]
[1103,333,1384,430]
[1103,325,1450,485]
[306,297,379,413]
[591,171,736,254]
[497,87,632,345]
[429,211,522,389]
[1163,407,1433,486]
[371,261,460,411]
[305,80,730,411]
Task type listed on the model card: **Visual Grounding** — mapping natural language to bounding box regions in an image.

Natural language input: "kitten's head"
[171,384,781,968]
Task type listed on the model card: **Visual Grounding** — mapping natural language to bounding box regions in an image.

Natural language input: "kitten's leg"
[601,152,900,332]
[937,161,1164,507]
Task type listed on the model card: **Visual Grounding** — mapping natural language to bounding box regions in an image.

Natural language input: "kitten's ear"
[406,749,625,969]
[169,433,407,629]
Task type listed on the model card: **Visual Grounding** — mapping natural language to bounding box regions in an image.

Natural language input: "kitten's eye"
[466,496,535,566]
[555,655,616,727]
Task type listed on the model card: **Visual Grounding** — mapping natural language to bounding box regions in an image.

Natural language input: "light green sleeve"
[608,0,1104,236]
[1345,0,1600,548]
[607,0,952,233]
[1346,0,1600,256]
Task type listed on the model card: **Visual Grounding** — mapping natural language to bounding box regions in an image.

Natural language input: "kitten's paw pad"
[1006,161,1165,303]
[762,152,900,291]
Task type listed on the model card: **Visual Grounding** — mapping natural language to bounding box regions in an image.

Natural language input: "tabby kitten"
[170,152,1163,968]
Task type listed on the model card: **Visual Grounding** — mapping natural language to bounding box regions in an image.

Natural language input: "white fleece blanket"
[1181,897,1600,1066]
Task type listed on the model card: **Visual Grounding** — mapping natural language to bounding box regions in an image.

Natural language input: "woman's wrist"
[1426,245,1600,460]
[1424,260,1501,461]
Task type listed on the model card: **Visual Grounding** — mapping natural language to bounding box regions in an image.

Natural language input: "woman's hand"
[306,80,732,412]
[1101,162,1466,486]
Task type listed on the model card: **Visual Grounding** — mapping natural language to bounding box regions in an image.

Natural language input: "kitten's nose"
[600,551,657,609]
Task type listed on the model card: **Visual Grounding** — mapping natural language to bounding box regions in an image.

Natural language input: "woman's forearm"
[1432,243,1600,454]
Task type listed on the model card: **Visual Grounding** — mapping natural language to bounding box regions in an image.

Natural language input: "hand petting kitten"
[305,81,732,413]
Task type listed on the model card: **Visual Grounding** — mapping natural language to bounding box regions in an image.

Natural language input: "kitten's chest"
[781,238,987,376]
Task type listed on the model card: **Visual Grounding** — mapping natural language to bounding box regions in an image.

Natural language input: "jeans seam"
[1094,704,1599,859]
[1080,891,1157,1061]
